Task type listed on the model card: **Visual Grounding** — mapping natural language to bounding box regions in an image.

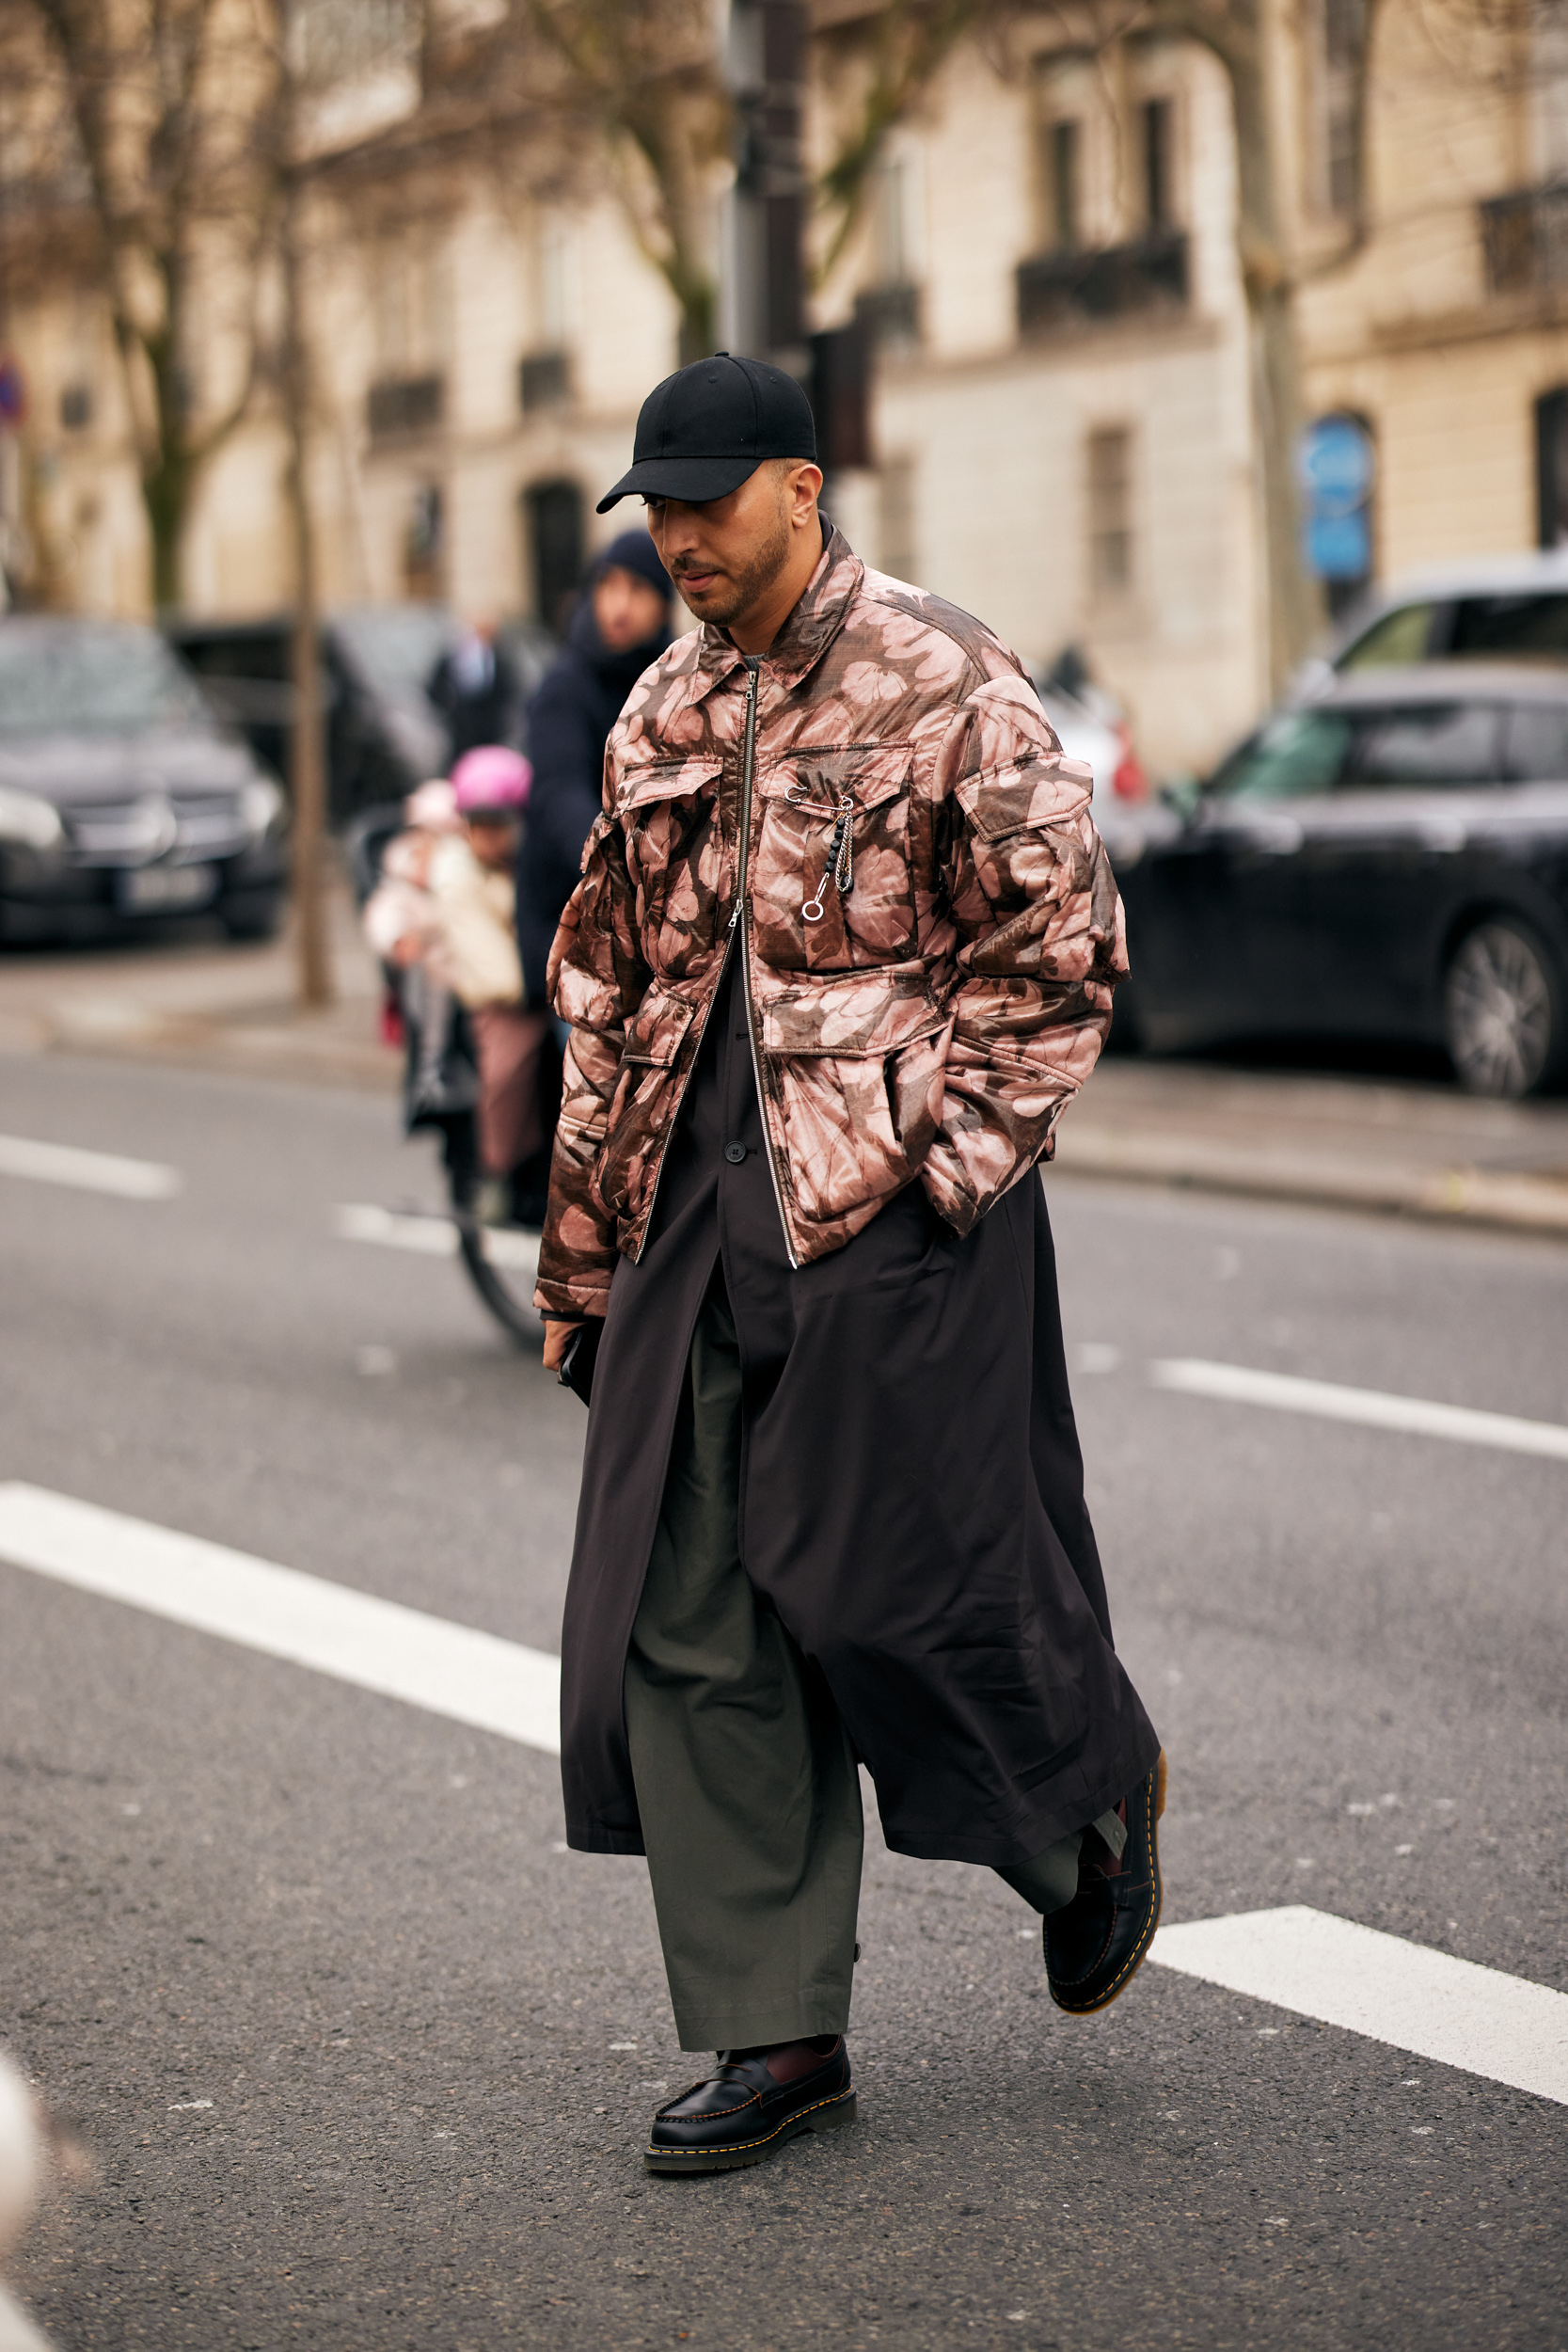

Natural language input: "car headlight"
[241,776,287,842]
[0,787,64,851]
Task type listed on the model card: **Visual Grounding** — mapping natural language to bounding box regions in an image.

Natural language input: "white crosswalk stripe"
[1151,1358,1568,1463]
[334,1202,541,1275]
[0,1482,560,1753]
[0,1131,180,1200]
[1150,1907,1568,2106]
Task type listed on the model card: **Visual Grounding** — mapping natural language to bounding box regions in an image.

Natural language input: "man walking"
[534,354,1162,2177]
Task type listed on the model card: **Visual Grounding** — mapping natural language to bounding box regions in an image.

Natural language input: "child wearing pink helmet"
[432,747,549,1215]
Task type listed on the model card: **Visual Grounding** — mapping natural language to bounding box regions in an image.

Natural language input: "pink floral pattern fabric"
[533,528,1128,1319]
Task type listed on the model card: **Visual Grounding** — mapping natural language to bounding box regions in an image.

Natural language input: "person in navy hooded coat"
[515,530,674,1007]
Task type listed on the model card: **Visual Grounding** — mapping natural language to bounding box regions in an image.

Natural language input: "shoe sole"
[642,2088,857,2175]
[1051,1748,1167,2018]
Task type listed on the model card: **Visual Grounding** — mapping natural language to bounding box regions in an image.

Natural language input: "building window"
[519,350,570,412]
[522,478,585,634]
[1087,427,1132,596]
[1536,389,1568,548]
[1143,99,1174,231]
[59,384,93,431]
[404,483,443,600]
[1046,119,1081,253]
[1321,0,1366,216]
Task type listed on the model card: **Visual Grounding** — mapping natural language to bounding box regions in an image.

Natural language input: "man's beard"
[675,496,792,627]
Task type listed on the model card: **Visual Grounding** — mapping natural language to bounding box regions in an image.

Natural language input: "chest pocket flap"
[760,964,948,1057]
[760,743,913,812]
[621,985,697,1067]
[617,755,722,817]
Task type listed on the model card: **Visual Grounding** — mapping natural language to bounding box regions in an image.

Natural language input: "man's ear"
[788,462,824,528]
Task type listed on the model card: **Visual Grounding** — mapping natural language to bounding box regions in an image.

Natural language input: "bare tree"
[3,0,283,610]
[811,0,1388,694]
[502,0,732,360]
[272,0,330,1009]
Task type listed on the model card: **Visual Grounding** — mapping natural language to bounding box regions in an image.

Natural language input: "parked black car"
[0,616,288,944]
[1291,548,1568,701]
[1100,665,1568,1097]
[167,607,554,828]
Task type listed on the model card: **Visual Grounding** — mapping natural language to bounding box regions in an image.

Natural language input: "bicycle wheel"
[454,1208,543,1344]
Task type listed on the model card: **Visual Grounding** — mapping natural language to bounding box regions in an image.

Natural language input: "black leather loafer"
[643,2039,855,2174]
[1045,1751,1167,2015]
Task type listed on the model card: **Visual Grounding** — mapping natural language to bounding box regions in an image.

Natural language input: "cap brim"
[594,454,763,515]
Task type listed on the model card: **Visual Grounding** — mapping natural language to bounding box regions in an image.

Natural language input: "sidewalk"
[0,890,396,1093]
[1054,1056,1568,1237]
[4,906,1568,1238]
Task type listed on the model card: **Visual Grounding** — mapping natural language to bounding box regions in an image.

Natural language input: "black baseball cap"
[596,353,817,514]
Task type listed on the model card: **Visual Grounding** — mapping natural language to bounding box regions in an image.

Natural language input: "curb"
[1053,1122,1568,1240]
[40,1001,398,1093]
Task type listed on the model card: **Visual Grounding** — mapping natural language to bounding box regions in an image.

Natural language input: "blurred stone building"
[813,0,1568,773]
[2,0,1564,775]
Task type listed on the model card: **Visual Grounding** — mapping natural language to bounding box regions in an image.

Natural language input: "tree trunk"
[144,442,191,612]
[1223,40,1324,696]
[279,169,332,1009]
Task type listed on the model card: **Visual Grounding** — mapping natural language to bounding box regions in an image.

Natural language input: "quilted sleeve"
[918,674,1128,1235]
[532,789,653,1319]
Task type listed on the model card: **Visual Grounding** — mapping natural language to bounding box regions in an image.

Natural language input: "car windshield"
[331,606,455,702]
[0,625,211,734]
[1209,709,1353,801]
[1338,602,1438,670]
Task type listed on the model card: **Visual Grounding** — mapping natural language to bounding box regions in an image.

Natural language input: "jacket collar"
[691,523,863,702]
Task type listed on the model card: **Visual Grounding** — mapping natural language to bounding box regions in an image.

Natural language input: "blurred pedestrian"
[515,531,674,1016]
[533,356,1162,2177]
[428,615,521,760]
[436,747,549,1217]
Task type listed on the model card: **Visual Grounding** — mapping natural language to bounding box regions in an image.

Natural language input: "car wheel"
[1442,918,1564,1098]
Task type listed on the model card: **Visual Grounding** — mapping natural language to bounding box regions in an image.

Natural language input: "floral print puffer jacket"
[532,528,1128,1320]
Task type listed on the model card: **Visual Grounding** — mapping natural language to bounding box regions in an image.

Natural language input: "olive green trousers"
[624,1279,1124,2053]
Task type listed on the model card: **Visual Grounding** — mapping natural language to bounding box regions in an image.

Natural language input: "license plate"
[118,864,217,912]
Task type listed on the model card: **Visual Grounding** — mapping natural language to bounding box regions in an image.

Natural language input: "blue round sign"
[0,355,25,427]
[1298,415,1374,517]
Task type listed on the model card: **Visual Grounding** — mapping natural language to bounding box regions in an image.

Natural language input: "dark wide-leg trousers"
[624,1275,1126,2054]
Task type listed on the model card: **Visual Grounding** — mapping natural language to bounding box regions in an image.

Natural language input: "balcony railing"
[519,348,571,412]
[853,281,922,346]
[366,373,444,441]
[1016,231,1189,336]
[1480,184,1568,297]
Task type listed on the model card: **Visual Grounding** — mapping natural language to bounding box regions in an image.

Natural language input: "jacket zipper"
[629,653,798,1267]
[734,656,800,1265]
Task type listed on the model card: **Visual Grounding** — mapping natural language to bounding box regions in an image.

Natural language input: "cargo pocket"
[618,755,723,973]
[760,964,953,1223]
[752,745,917,972]
[594,987,698,1224]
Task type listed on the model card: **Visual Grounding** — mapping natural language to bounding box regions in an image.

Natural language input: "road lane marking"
[0,1132,180,1200]
[0,1483,560,1755]
[6,1483,1566,2111]
[1150,1906,1568,2106]
[1150,1358,1568,1463]
[334,1203,541,1276]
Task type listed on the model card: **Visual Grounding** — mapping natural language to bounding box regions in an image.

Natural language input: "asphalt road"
[1,1046,1563,2351]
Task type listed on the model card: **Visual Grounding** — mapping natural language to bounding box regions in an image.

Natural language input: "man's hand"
[543,1317,585,1374]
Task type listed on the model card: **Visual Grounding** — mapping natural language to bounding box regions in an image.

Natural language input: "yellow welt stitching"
[644,2087,853,2159]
